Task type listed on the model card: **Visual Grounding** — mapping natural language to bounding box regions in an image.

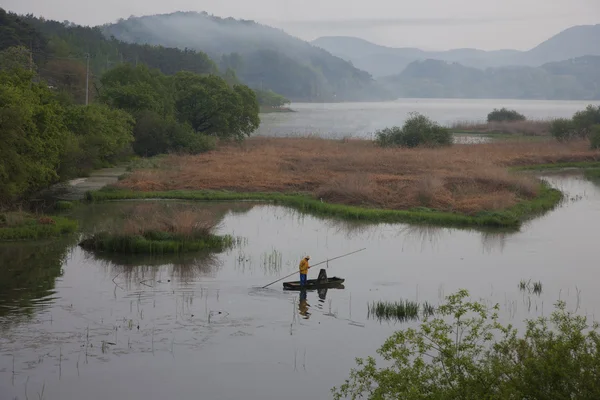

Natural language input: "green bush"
[550,118,576,142]
[334,289,600,400]
[590,125,600,150]
[132,111,215,156]
[375,112,452,148]
[487,107,526,122]
[573,105,600,138]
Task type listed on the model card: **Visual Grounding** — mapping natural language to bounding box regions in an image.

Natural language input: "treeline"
[0,9,284,106]
[0,46,259,204]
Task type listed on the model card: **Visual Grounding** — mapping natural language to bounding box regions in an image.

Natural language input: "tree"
[174,72,259,141]
[0,46,33,71]
[333,290,600,400]
[572,105,600,138]
[0,68,70,202]
[41,59,87,104]
[99,64,173,116]
[487,108,527,122]
[376,112,452,148]
[63,104,134,172]
[132,111,215,156]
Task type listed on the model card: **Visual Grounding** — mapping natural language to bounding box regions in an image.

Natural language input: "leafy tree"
[590,125,600,150]
[0,68,70,202]
[255,89,290,107]
[333,289,600,400]
[174,72,259,141]
[376,112,452,148]
[42,59,87,103]
[0,46,33,71]
[132,111,215,156]
[99,64,173,116]
[487,108,527,122]
[572,105,600,137]
[550,118,576,142]
[63,104,134,172]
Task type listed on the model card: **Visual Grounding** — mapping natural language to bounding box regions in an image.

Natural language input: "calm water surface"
[257,99,600,138]
[1,172,599,400]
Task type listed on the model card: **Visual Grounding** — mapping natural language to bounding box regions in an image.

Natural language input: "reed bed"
[78,204,231,254]
[368,299,436,322]
[113,137,598,217]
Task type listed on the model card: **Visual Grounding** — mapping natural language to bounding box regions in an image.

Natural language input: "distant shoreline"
[259,106,296,113]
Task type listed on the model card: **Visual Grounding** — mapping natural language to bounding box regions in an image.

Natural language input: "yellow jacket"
[299,258,310,274]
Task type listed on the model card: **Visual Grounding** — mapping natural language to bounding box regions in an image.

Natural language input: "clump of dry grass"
[118,204,219,239]
[451,120,552,136]
[115,137,600,214]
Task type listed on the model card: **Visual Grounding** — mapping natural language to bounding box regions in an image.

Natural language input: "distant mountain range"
[379,56,600,100]
[312,25,600,78]
[102,12,393,102]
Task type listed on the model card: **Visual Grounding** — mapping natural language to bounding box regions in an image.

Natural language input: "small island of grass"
[0,212,78,241]
[78,204,232,254]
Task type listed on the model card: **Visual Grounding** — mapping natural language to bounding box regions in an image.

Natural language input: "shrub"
[573,105,600,138]
[590,125,600,150]
[376,112,452,148]
[550,118,576,142]
[487,107,526,122]
[132,111,215,156]
[333,289,600,400]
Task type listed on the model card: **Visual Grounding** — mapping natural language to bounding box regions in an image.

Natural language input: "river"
[256,98,599,138]
[1,170,599,400]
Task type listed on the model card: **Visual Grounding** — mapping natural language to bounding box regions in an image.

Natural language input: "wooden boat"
[283,277,345,290]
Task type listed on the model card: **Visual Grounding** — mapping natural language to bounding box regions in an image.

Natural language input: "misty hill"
[313,24,600,77]
[102,12,393,102]
[312,36,519,77]
[379,57,600,100]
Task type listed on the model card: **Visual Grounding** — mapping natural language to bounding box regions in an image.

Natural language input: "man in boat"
[299,256,310,287]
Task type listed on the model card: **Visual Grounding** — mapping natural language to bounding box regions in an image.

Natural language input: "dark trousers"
[300,273,307,286]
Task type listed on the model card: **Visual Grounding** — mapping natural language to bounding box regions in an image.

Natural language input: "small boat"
[283,277,345,291]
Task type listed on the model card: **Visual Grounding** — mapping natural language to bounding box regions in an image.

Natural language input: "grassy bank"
[513,161,600,171]
[79,231,232,254]
[84,182,562,229]
[0,213,78,241]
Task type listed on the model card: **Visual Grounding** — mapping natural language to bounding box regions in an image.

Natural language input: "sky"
[2,0,599,50]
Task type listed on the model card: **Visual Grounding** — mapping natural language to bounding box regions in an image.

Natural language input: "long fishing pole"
[261,248,366,289]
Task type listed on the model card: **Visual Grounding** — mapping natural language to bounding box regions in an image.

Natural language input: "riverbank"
[259,106,296,113]
[83,137,600,228]
[0,212,78,241]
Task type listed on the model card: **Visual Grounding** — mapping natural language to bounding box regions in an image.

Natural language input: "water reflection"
[86,250,223,287]
[0,238,76,318]
[298,290,310,319]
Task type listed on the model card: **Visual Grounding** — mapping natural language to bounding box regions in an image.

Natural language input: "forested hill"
[0,9,218,79]
[102,12,394,102]
[379,57,600,100]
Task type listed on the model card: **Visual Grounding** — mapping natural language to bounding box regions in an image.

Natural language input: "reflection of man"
[299,290,310,319]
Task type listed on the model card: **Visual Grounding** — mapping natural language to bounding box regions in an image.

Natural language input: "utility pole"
[85,53,90,106]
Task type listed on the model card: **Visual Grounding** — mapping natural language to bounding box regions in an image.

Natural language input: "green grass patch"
[512,161,600,171]
[84,182,562,229]
[78,231,232,254]
[367,299,436,322]
[584,169,600,180]
[0,214,78,241]
[54,200,75,211]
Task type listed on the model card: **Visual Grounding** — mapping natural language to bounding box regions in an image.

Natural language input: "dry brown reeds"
[451,120,552,136]
[115,137,600,214]
[118,204,219,238]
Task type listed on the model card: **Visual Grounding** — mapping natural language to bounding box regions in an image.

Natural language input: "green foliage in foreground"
[79,231,232,254]
[550,105,600,143]
[590,125,600,150]
[376,112,452,148]
[333,289,600,400]
[0,215,78,241]
[487,107,526,122]
[84,182,561,229]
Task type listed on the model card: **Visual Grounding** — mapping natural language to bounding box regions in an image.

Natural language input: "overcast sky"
[3,0,599,50]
